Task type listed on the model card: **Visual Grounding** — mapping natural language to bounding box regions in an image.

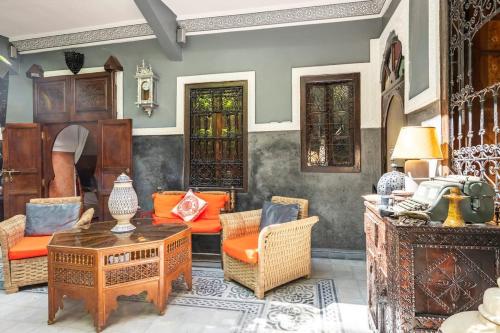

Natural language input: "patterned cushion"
[259,201,299,231]
[25,202,81,236]
[171,189,208,222]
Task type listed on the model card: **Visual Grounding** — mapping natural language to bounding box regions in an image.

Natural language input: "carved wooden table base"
[47,219,191,332]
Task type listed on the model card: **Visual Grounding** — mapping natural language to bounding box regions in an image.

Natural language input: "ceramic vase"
[377,165,405,196]
[108,173,138,233]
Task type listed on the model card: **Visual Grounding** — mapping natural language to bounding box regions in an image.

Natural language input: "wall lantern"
[135,60,159,117]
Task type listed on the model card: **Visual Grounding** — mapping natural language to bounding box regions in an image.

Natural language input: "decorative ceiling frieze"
[11,23,154,53]
[178,0,386,33]
[11,0,386,53]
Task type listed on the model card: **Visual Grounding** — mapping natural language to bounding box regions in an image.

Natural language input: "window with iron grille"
[184,81,248,190]
[300,73,361,173]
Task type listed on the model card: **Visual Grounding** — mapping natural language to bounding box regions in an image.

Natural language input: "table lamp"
[391,126,443,179]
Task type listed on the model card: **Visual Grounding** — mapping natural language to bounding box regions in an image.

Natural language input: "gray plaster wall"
[6,18,382,126]
[409,0,430,98]
[132,129,381,250]
[0,36,8,57]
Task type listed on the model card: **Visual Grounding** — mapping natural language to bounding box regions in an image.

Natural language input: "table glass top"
[49,219,189,249]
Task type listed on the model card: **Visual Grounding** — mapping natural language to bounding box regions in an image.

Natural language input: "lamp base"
[404,160,429,179]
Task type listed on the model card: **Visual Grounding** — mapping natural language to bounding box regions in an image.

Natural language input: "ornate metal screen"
[300,73,361,172]
[449,0,500,203]
[186,82,247,190]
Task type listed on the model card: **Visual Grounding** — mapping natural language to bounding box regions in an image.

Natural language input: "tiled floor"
[0,258,370,333]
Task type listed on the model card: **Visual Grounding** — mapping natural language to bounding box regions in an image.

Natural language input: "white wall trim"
[43,66,125,125]
[407,0,440,113]
[175,71,268,134]
[44,67,106,77]
[292,63,377,129]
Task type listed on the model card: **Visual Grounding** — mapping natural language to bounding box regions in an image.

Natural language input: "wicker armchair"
[220,196,319,299]
[0,197,93,293]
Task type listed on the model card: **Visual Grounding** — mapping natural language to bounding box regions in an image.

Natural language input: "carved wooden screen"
[300,73,361,173]
[448,1,500,203]
[184,81,247,190]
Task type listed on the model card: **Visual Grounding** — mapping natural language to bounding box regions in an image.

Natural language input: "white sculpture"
[440,278,500,333]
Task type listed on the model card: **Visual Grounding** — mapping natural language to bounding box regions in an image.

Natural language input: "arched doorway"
[381,32,406,173]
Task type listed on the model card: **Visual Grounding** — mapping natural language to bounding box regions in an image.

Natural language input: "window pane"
[302,74,359,172]
[188,84,245,189]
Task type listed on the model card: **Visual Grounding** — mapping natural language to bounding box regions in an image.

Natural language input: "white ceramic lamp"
[391,126,443,179]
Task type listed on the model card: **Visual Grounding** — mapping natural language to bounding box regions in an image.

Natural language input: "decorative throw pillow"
[171,189,208,222]
[259,201,300,231]
[25,202,81,236]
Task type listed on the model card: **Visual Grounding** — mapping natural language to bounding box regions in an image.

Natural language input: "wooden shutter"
[96,119,132,221]
[3,123,43,218]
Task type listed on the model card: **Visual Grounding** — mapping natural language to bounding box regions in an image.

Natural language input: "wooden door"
[96,119,132,221]
[3,123,43,218]
[33,76,71,123]
[72,72,114,122]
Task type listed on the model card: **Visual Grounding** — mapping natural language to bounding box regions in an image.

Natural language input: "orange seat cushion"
[195,193,229,220]
[152,193,184,219]
[222,234,259,264]
[8,236,51,260]
[152,215,222,234]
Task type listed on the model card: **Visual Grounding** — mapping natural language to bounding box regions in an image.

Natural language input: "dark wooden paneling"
[3,123,43,218]
[364,201,500,333]
[97,119,132,221]
[72,72,114,122]
[33,72,115,123]
[33,77,70,123]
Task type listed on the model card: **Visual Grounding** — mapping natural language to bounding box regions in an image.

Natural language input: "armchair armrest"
[258,216,319,269]
[0,215,26,251]
[220,209,262,241]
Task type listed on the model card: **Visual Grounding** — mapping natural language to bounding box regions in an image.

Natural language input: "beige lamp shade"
[391,126,443,160]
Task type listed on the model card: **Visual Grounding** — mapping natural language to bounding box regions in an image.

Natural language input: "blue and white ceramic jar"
[377,170,405,195]
[108,173,138,233]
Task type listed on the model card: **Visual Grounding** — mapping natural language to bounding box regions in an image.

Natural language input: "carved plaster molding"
[11,0,387,53]
[179,0,387,34]
[11,24,154,53]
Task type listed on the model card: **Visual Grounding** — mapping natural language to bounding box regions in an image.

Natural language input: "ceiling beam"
[134,0,182,61]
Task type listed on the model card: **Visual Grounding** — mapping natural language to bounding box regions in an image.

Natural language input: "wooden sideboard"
[364,201,500,333]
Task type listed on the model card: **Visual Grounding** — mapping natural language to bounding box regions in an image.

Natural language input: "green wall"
[409,0,430,98]
[7,19,382,127]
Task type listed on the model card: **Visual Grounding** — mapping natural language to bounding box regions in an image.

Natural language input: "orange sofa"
[145,190,235,258]
[149,190,234,234]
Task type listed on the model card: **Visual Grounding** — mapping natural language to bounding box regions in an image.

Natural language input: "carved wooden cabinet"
[364,201,500,333]
[33,72,115,123]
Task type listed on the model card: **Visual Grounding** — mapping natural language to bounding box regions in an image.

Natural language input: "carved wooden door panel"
[33,76,71,123]
[2,123,43,218]
[96,119,132,221]
[72,72,114,122]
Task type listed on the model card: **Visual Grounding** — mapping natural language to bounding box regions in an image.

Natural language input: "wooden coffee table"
[47,219,191,332]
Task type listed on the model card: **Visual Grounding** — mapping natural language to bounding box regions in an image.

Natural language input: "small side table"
[47,219,191,332]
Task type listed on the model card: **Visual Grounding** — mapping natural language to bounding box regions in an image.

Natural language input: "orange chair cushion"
[152,215,222,234]
[8,236,51,260]
[152,193,184,219]
[222,234,259,264]
[196,193,229,220]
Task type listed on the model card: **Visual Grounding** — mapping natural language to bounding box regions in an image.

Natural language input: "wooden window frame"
[184,80,248,192]
[300,73,361,173]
